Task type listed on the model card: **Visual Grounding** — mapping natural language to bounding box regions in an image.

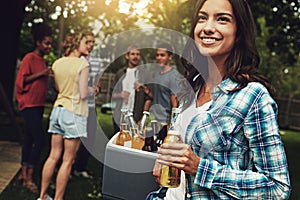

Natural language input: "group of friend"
[14,0,291,199]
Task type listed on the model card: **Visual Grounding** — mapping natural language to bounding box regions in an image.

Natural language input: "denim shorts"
[48,106,87,138]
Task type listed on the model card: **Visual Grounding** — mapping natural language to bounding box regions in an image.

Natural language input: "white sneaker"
[74,170,93,179]
[37,194,53,200]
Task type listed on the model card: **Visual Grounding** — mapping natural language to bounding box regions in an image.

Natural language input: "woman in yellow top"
[38,32,96,200]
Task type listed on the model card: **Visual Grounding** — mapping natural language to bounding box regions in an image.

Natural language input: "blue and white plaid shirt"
[184,78,291,199]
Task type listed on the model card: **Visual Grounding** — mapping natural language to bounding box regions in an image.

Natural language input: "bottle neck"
[140,113,149,130]
[167,108,181,137]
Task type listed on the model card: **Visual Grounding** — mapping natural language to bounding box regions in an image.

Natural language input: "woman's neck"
[33,49,43,57]
[68,50,81,58]
[206,57,225,88]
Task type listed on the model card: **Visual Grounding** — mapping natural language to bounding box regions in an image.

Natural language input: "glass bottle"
[142,127,158,152]
[115,108,132,147]
[128,112,145,150]
[139,111,150,135]
[160,107,182,188]
[151,120,158,138]
[155,122,168,147]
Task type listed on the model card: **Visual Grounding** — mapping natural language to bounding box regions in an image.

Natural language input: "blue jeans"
[20,107,45,168]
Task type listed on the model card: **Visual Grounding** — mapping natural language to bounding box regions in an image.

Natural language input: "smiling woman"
[194,0,237,59]
[152,0,291,199]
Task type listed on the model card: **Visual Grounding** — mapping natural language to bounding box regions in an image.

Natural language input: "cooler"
[102,133,160,200]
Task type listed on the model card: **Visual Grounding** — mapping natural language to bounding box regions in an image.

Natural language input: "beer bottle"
[115,108,132,147]
[128,112,145,150]
[139,111,150,134]
[155,122,168,147]
[160,107,182,188]
[142,127,158,152]
[151,120,158,138]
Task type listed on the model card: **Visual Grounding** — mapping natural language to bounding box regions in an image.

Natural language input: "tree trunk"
[0,0,29,105]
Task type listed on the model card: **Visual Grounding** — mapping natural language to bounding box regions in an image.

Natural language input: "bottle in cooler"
[142,127,157,152]
[116,108,132,147]
[128,112,145,150]
[155,122,168,147]
[139,111,150,134]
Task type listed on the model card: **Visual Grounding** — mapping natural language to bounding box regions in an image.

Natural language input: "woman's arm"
[24,67,51,84]
[192,90,291,199]
[79,66,91,100]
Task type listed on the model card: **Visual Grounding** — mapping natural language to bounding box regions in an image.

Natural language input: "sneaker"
[37,194,53,200]
[74,170,93,179]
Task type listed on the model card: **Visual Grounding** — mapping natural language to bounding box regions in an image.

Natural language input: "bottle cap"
[127,112,134,117]
[121,107,128,112]
[172,107,181,113]
[143,111,150,115]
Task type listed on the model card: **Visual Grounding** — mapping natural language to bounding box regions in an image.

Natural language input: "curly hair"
[62,30,94,56]
[32,23,53,44]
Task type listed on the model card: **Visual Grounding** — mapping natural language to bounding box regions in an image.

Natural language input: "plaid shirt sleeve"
[185,80,291,200]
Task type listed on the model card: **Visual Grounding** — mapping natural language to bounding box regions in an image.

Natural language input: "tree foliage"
[18,0,300,95]
[251,0,300,96]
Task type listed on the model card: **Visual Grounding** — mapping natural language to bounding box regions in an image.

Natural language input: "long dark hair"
[182,0,274,94]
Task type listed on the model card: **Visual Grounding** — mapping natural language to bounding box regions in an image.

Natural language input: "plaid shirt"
[184,78,291,199]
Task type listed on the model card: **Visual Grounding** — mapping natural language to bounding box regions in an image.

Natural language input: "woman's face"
[78,36,90,57]
[194,0,237,62]
[37,36,53,56]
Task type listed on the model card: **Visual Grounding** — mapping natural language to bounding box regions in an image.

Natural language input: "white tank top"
[165,95,212,200]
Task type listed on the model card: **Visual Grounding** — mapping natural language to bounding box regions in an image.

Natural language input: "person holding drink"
[38,32,95,200]
[15,23,53,193]
[111,45,152,134]
[152,0,291,199]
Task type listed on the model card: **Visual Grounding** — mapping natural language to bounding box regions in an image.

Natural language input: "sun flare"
[118,0,150,15]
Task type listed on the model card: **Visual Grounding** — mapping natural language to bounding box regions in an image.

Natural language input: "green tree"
[18,0,300,95]
[19,0,141,59]
[252,0,300,96]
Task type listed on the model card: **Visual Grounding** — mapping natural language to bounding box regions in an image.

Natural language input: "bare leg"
[54,138,81,200]
[25,167,33,184]
[22,167,38,193]
[39,134,63,199]
[19,165,27,181]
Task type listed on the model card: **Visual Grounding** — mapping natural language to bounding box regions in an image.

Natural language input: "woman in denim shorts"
[38,31,96,200]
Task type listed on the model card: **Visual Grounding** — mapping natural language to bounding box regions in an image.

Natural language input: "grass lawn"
[0,107,113,200]
[0,107,299,199]
[280,130,300,200]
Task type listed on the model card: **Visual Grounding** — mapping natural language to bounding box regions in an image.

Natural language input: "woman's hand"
[121,90,130,103]
[156,142,200,176]
[153,161,162,185]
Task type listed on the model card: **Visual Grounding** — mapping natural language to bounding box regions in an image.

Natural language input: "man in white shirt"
[111,45,152,134]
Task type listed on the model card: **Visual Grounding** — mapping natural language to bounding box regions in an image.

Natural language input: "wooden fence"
[277,96,300,131]
[95,72,115,105]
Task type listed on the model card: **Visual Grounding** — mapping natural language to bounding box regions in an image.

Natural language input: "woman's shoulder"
[219,79,274,106]
[222,78,270,96]
[53,56,87,65]
[22,52,42,62]
[233,81,275,108]
[244,81,270,96]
